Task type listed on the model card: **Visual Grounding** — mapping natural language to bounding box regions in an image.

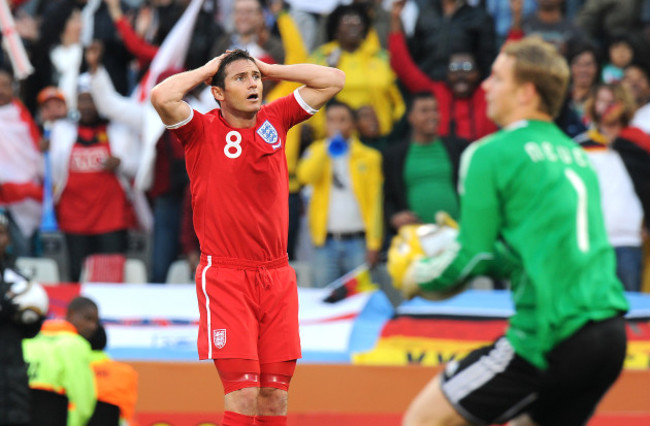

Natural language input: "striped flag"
[323,264,379,303]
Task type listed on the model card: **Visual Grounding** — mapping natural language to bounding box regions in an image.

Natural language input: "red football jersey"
[57,128,132,234]
[170,90,315,260]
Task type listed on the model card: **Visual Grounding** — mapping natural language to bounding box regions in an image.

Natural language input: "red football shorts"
[195,254,301,362]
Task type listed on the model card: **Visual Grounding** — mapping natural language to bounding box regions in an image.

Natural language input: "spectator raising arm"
[105,0,158,65]
[86,42,143,131]
[388,1,444,94]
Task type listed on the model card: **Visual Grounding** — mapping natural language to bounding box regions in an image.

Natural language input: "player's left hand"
[203,52,229,86]
[254,57,273,79]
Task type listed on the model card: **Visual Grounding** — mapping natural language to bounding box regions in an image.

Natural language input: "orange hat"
[37,86,66,105]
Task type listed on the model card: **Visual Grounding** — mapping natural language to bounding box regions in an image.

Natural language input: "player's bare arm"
[150,54,226,126]
[255,59,345,109]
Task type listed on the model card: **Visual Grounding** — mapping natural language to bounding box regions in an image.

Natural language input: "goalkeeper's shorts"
[439,315,626,425]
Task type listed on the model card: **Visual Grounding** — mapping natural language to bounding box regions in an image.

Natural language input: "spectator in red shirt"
[49,74,140,281]
[389,0,498,142]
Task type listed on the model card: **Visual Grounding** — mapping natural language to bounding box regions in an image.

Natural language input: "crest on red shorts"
[213,329,227,349]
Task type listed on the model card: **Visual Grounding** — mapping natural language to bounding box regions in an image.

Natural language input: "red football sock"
[222,411,255,426]
[255,415,287,425]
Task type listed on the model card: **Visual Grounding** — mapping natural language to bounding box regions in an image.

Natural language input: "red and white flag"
[0,0,33,79]
[135,0,205,191]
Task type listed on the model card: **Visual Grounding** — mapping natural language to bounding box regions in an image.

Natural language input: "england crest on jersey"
[213,329,227,349]
[257,120,281,149]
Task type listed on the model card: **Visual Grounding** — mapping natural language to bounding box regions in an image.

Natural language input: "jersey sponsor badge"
[257,120,281,149]
[214,329,227,349]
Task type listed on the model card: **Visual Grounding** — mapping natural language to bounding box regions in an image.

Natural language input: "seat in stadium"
[15,257,61,284]
[166,259,192,284]
[80,255,148,284]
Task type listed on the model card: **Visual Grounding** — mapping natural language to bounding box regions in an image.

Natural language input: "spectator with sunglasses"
[389,1,497,142]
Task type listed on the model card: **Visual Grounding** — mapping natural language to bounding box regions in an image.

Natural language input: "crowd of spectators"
[0,0,649,291]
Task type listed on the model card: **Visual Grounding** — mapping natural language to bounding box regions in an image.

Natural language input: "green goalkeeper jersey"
[418,119,629,369]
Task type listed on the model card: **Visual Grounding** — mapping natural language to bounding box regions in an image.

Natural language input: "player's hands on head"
[203,52,229,86]
[254,58,272,79]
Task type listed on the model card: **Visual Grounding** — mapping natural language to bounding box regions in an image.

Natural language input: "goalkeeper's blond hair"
[502,37,570,119]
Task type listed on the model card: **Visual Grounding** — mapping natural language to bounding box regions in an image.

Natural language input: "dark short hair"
[67,296,98,316]
[565,37,601,70]
[407,91,436,114]
[326,99,356,121]
[88,323,107,350]
[0,65,13,80]
[625,60,650,82]
[210,49,257,88]
[326,4,371,42]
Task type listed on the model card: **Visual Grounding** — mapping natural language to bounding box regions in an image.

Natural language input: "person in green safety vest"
[23,296,98,426]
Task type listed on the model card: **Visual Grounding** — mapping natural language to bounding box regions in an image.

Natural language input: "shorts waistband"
[200,254,289,270]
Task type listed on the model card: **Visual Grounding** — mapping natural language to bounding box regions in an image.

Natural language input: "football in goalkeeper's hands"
[387,223,458,293]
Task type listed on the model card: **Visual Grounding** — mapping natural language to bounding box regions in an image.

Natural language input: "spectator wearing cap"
[36,86,69,154]
[0,67,44,257]
[49,73,140,282]
[37,87,69,126]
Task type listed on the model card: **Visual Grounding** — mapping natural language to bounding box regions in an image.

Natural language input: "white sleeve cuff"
[294,89,318,115]
[165,102,194,129]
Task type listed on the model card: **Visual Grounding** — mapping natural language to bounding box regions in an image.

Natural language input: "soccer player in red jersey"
[151,50,344,426]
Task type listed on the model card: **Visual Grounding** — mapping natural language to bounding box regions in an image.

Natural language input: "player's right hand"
[387,221,459,294]
[203,52,229,86]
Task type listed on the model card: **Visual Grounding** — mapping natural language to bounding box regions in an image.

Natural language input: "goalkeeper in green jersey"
[400,37,629,426]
